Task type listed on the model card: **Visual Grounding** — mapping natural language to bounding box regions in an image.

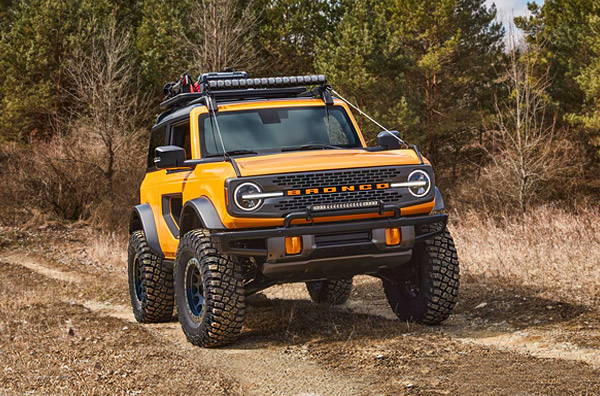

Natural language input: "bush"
[0,132,145,228]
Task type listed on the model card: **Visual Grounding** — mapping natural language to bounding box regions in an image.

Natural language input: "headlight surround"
[407,170,431,197]
[233,182,263,211]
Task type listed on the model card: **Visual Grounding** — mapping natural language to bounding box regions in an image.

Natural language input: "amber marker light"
[285,236,303,255]
[385,228,401,246]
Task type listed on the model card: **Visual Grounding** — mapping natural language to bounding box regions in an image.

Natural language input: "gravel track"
[1,243,599,395]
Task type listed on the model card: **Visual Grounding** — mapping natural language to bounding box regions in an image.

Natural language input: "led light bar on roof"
[206,75,327,90]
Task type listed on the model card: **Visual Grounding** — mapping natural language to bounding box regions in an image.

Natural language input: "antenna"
[204,94,241,176]
[206,96,227,157]
[330,88,406,146]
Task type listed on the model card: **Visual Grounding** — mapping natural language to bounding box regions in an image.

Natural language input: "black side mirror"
[376,130,403,150]
[154,145,186,169]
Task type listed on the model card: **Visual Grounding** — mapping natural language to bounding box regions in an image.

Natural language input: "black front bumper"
[212,207,447,282]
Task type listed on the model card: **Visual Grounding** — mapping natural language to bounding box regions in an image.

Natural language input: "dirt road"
[1,227,599,395]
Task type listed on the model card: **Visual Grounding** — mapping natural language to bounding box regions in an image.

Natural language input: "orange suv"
[127,72,459,347]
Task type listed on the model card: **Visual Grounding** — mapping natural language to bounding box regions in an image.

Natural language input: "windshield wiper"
[281,144,343,152]
[207,149,258,157]
[226,149,258,156]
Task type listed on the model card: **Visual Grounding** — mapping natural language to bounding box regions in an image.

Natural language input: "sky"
[486,0,545,27]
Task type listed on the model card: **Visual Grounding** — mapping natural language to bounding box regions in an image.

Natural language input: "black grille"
[226,165,434,218]
[273,167,402,189]
[275,189,402,211]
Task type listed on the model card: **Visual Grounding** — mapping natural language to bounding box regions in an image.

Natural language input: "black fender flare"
[179,197,225,235]
[129,204,164,258]
[433,187,445,212]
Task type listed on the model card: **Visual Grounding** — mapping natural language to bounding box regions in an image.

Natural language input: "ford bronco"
[128,72,460,347]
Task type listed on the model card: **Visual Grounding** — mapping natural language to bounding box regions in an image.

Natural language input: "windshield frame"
[198,105,363,158]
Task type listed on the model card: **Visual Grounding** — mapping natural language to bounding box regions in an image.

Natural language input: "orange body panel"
[140,98,434,259]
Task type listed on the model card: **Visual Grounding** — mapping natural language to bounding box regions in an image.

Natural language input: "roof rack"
[157,72,329,119]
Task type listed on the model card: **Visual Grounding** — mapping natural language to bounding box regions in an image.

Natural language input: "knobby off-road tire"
[175,229,246,348]
[306,278,353,305]
[383,224,459,324]
[127,231,174,323]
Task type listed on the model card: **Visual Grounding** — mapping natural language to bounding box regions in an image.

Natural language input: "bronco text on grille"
[225,165,435,217]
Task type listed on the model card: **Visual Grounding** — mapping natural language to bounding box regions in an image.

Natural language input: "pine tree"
[316,0,504,172]
[516,0,600,157]
[515,0,599,114]
[253,0,348,75]
[0,0,135,142]
[136,0,194,94]
[570,14,600,155]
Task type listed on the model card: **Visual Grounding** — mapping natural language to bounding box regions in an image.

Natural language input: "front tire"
[127,231,174,323]
[383,224,459,324]
[175,229,246,347]
[306,278,353,305]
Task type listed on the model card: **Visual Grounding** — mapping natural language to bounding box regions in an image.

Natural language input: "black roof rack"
[157,72,329,121]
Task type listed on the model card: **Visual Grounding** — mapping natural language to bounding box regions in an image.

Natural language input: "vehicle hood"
[234,149,424,176]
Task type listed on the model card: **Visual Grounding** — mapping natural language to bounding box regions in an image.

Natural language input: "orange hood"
[234,149,424,176]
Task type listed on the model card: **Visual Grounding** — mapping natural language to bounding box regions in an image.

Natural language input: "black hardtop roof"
[153,96,338,129]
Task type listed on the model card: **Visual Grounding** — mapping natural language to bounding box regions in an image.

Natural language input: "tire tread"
[383,224,459,325]
[176,229,245,347]
[306,278,353,305]
[128,231,174,323]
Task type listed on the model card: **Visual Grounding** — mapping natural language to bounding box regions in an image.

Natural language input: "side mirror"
[376,130,403,150]
[154,145,186,169]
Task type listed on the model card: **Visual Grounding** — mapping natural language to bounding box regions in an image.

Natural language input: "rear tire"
[383,224,459,324]
[127,231,174,323]
[175,229,246,347]
[306,278,353,305]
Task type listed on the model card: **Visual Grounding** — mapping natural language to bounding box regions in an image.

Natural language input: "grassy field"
[451,206,600,306]
[78,205,600,306]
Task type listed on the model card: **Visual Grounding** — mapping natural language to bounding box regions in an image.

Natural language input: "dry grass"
[78,205,600,307]
[450,205,600,305]
[84,232,128,270]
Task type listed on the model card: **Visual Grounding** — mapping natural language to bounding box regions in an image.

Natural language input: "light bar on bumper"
[311,200,380,212]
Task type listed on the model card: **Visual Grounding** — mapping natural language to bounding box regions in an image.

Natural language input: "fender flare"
[129,204,164,258]
[180,197,225,235]
[433,187,445,212]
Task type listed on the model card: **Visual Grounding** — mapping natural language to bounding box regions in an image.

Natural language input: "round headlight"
[234,182,263,211]
[407,170,431,197]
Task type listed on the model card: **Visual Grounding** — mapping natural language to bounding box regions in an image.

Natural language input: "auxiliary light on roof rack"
[203,75,327,91]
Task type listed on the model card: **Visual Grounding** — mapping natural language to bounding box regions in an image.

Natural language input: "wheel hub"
[133,254,144,301]
[185,258,205,317]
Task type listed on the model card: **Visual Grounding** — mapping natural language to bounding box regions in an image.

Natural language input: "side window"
[147,125,167,170]
[171,121,192,159]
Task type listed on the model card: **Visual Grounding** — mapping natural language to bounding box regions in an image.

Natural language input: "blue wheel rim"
[133,254,144,301]
[185,258,204,317]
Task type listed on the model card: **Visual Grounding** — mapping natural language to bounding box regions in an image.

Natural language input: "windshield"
[200,106,361,156]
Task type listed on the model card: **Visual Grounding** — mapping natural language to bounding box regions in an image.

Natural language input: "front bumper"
[211,207,447,282]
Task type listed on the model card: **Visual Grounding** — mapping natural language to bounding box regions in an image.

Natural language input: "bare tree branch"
[64,15,150,191]
[481,25,577,212]
[183,0,260,73]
